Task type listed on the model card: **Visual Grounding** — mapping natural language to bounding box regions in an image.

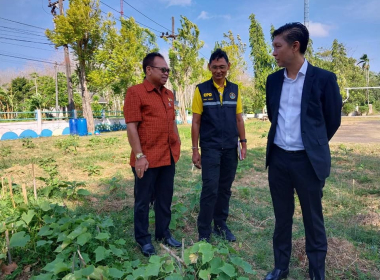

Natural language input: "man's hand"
[240,145,247,160]
[135,157,149,179]
[192,149,201,169]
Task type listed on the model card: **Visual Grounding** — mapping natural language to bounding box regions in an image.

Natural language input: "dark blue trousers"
[132,157,175,246]
[197,147,238,237]
[268,145,327,280]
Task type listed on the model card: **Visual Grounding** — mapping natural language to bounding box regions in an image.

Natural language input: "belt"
[274,144,306,154]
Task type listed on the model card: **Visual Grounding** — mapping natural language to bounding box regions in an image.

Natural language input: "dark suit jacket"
[265,64,342,181]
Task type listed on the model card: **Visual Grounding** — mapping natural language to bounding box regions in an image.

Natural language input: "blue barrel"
[69,119,78,135]
[77,118,88,136]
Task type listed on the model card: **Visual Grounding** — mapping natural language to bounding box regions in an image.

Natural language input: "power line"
[0,16,45,30]
[0,29,47,40]
[0,40,60,52]
[0,53,59,65]
[0,25,44,36]
[99,1,120,14]
[0,37,54,46]
[99,10,162,34]
[122,0,171,32]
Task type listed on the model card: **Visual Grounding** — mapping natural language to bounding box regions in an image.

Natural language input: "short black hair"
[272,22,309,54]
[142,52,164,74]
[209,48,229,64]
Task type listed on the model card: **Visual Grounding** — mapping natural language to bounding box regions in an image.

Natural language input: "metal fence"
[0,111,36,121]
[0,110,124,122]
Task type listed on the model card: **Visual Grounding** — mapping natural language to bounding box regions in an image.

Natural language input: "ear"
[146,66,152,75]
[208,63,211,71]
[227,62,231,71]
[292,41,301,53]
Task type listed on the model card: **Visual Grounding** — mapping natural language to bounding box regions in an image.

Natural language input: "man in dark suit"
[264,23,342,280]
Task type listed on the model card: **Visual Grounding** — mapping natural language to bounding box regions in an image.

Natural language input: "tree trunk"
[79,60,94,134]
[177,88,187,124]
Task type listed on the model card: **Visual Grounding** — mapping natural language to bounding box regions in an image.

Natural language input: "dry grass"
[293,237,380,279]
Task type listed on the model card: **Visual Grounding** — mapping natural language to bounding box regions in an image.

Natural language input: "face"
[208,57,230,81]
[272,35,297,68]
[146,56,170,87]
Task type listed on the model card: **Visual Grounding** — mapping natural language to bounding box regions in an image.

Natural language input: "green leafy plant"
[0,145,11,157]
[103,137,120,146]
[54,135,79,154]
[61,181,91,199]
[87,136,102,148]
[83,164,102,176]
[21,137,36,149]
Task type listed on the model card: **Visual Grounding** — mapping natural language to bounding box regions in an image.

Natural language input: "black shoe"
[163,236,182,248]
[213,227,236,242]
[198,236,210,243]
[263,268,289,280]
[140,243,156,257]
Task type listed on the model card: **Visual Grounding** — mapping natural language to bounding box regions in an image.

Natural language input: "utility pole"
[304,0,309,29]
[160,17,177,47]
[54,62,59,115]
[48,0,75,115]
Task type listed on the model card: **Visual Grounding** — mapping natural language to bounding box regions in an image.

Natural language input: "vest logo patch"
[229,92,236,99]
[203,93,212,97]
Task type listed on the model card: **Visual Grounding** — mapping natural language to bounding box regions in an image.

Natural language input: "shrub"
[358,105,369,115]
[342,103,355,115]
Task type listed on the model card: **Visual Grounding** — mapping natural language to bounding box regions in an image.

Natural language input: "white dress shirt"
[274,59,308,151]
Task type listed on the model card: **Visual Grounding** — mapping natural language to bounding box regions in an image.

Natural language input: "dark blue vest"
[197,79,239,149]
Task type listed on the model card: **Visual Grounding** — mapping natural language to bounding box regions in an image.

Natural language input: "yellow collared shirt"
[192,79,242,115]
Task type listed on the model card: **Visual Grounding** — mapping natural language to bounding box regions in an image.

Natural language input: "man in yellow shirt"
[191,48,247,242]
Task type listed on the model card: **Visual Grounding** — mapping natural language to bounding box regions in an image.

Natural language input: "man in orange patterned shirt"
[124,52,181,257]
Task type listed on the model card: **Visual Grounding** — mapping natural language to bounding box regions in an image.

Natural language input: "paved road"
[331,117,380,143]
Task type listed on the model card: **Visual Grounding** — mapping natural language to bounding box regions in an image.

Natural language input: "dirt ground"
[330,116,380,143]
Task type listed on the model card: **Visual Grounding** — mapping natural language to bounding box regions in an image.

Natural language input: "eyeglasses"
[149,66,171,74]
[210,65,228,71]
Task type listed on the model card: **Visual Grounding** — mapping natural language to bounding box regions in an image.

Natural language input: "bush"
[342,103,355,115]
[358,105,369,115]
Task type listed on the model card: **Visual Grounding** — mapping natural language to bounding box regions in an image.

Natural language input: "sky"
[0,0,379,77]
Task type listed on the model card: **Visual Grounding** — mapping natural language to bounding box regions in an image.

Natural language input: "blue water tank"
[69,119,78,135]
[77,118,88,136]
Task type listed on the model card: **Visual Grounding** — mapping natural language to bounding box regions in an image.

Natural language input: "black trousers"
[268,145,327,280]
[132,157,175,246]
[197,147,238,237]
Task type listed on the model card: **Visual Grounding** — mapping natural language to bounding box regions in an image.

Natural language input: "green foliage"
[89,16,157,95]
[21,137,36,149]
[182,242,255,279]
[83,164,102,176]
[342,103,355,115]
[103,137,119,146]
[0,145,12,157]
[359,105,369,115]
[248,14,276,111]
[54,135,80,154]
[87,136,102,148]
[169,16,206,123]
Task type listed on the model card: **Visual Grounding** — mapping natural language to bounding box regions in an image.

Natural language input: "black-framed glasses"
[149,66,171,74]
[210,65,227,71]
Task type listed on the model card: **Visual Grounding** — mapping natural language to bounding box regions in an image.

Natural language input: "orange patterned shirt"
[124,79,180,168]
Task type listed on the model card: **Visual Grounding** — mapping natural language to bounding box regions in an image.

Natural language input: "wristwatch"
[240,139,247,143]
[135,153,145,160]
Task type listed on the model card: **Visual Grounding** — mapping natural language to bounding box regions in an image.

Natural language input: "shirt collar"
[143,78,168,94]
[212,79,227,90]
[284,59,308,80]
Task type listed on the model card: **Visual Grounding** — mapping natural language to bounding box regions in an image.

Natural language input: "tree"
[215,31,255,114]
[89,16,157,99]
[168,16,205,123]
[9,77,32,111]
[357,54,370,105]
[46,0,106,133]
[248,14,275,111]
[215,31,247,82]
